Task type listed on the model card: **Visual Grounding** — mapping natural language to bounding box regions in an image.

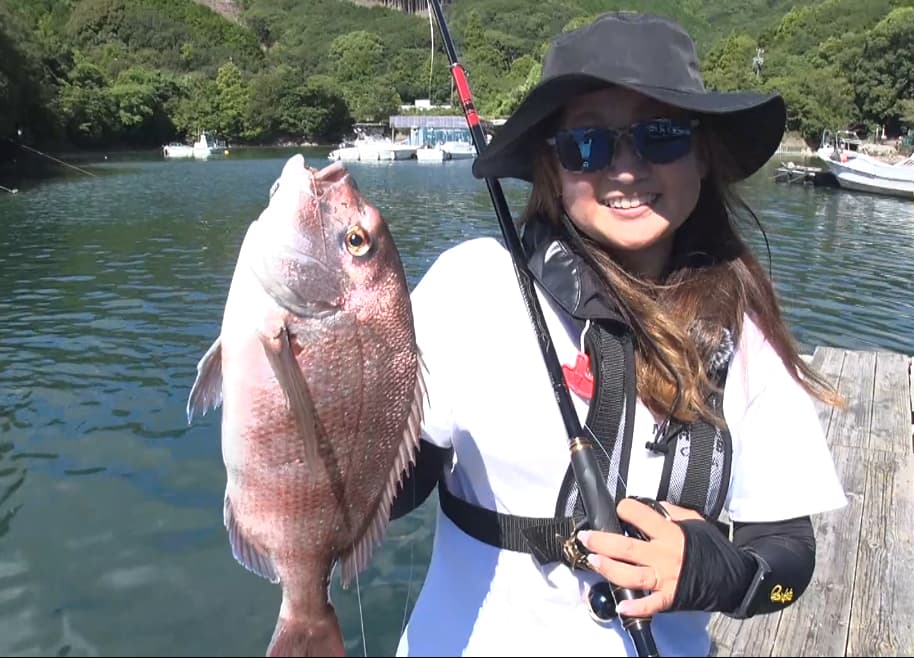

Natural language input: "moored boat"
[816,129,914,199]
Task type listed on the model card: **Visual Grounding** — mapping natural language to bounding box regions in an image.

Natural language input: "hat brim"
[471,74,786,183]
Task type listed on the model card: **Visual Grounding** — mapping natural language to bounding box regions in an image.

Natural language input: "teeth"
[604,193,657,209]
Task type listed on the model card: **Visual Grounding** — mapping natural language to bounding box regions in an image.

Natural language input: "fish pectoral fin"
[258,322,321,464]
[224,494,279,584]
[186,337,223,424]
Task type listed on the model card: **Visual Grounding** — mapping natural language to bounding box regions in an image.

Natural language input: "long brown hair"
[521,122,843,426]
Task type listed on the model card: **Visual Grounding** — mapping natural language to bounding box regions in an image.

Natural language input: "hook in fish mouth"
[304,161,353,199]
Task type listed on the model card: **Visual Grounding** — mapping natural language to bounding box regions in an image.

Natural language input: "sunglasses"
[546,118,699,172]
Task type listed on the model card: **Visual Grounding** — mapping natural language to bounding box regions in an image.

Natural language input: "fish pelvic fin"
[258,322,321,465]
[338,353,427,588]
[267,604,344,658]
[224,494,279,584]
[187,337,223,424]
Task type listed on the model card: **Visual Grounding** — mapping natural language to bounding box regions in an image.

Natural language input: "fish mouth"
[308,161,353,197]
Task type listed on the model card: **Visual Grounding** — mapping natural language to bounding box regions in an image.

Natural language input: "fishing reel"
[560,496,671,623]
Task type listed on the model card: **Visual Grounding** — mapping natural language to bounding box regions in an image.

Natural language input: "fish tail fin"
[266,606,344,658]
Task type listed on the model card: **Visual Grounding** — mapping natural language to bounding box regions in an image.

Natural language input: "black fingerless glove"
[671,519,757,613]
[671,516,816,618]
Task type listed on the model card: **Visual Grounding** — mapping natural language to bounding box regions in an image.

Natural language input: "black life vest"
[439,219,735,566]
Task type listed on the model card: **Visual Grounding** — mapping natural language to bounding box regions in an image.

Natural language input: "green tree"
[245,67,353,144]
[703,33,763,92]
[845,7,914,132]
[329,30,386,85]
[56,56,118,145]
[214,61,249,141]
[170,75,219,141]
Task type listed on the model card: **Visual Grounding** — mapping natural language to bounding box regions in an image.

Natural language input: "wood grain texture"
[709,348,912,657]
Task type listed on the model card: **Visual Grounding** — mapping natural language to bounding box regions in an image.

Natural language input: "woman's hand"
[577,498,703,617]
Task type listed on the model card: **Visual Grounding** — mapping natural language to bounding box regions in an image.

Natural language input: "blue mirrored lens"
[553,120,693,171]
[631,120,693,164]
[554,128,612,172]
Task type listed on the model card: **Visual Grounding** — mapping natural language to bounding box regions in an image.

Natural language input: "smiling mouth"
[601,193,659,210]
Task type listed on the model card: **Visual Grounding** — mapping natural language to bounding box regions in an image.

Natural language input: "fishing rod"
[425,2,658,656]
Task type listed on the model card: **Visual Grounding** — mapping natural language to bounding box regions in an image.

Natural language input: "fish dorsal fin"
[224,494,279,584]
[338,352,428,589]
[187,337,223,424]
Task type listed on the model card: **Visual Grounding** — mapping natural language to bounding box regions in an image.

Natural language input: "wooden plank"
[909,357,913,436]
[769,444,866,656]
[827,350,877,451]
[846,447,914,656]
[809,346,847,438]
[709,347,863,656]
[709,605,780,656]
[869,352,910,456]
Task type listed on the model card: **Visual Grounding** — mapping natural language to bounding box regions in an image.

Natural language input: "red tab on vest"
[562,353,594,401]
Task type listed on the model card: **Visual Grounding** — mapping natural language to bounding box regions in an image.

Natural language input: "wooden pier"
[710,346,914,656]
[774,161,839,187]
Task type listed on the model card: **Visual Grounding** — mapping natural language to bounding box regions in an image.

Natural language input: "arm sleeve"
[671,515,816,618]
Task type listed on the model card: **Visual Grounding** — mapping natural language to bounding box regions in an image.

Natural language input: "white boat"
[816,129,914,199]
[328,137,417,162]
[328,142,361,162]
[163,132,226,159]
[415,145,449,162]
[440,140,476,160]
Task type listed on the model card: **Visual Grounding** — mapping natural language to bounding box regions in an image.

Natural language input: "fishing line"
[7,139,97,177]
[354,568,367,657]
[399,479,417,638]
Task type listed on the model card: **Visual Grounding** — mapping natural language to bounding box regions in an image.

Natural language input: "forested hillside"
[3,0,914,153]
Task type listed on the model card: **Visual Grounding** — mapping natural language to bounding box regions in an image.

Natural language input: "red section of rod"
[451,65,479,127]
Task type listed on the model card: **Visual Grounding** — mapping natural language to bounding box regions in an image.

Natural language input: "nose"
[607,133,648,183]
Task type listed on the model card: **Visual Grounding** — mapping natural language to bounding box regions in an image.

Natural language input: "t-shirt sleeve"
[723,315,848,523]
[409,249,460,450]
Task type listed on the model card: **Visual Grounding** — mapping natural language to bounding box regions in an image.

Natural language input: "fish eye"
[344,225,371,257]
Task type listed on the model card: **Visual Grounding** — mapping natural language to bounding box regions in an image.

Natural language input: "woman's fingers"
[614,591,670,618]
[577,499,688,616]
[658,500,704,522]
[617,497,679,540]
[585,553,659,592]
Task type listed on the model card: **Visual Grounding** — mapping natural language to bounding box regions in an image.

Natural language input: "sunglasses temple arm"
[427,2,659,655]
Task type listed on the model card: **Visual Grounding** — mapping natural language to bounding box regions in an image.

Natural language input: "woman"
[390,11,846,657]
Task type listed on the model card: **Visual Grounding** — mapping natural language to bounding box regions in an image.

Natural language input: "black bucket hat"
[472,11,786,183]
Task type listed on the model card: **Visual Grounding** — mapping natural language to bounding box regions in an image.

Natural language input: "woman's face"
[554,86,706,278]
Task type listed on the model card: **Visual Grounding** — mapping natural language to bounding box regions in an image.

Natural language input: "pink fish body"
[187,156,425,657]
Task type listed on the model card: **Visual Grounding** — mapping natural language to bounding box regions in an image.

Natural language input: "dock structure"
[774,161,838,187]
[710,346,914,656]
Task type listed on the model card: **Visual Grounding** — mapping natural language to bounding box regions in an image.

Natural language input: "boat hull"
[816,147,914,199]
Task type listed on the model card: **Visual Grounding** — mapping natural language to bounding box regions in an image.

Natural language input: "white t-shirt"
[396,237,847,657]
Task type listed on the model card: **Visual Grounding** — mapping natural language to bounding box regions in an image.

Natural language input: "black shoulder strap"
[438,480,575,565]
[555,320,636,518]
[656,330,735,521]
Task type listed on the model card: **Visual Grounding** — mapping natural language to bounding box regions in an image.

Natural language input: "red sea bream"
[186,155,425,657]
